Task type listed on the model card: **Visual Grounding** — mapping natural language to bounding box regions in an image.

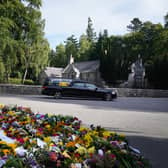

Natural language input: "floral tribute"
[0,104,150,168]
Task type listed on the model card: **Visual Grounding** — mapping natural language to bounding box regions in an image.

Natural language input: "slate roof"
[73,60,99,73]
[44,67,63,77]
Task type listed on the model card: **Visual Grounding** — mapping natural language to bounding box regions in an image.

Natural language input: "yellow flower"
[43,137,51,143]
[119,134,125,138]
[79,127,89,132]
[0,104,4,109]
[83,133,92,147]
[87,146,95,154]
[58,141,63,146]
[102,131,111,137]
[49,142,54,147]
[7,111,15,116]
[62,150,71,159]
[45,124,51,129]
[75,146,87,155]
[91,130,98,136]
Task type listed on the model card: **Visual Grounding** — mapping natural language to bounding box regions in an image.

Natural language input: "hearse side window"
[50,79,61,86]
[85,83,97,89]
[73,82,85,88]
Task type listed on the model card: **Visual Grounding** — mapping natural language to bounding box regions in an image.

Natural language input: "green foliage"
[164,12,168,28]
[79,34,92,61]
[98,34,130,84]
[146,55,168,89]
[86,17,97,42]
[6,78,34,85]
[1,1,168,90]
[0,0,49,84]
[127,18,142,32]
[0,57,5,82]
[65,35,79,61]
[3,156,26,168]
[49,44,67,67]
[96,17,168,88]
[23,79,34,85]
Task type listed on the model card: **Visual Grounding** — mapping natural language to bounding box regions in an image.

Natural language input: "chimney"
[69,54,74,64]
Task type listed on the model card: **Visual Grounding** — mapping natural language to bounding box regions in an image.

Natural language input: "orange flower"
[36,131,43,136]
[66,141,76,148]
[8,143,17,149]
[2,149,10,155]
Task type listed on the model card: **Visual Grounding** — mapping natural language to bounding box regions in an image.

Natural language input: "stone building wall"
[0,84,168,97]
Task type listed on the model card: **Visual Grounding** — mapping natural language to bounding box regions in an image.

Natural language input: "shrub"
[23,79,34,85]
[8,78,22,84]
[8,78,34,85]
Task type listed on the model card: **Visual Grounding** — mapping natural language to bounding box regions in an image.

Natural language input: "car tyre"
[104,93,112,101]
[54,91,62,99]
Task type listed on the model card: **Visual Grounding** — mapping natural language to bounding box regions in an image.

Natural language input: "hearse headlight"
[112,91,116,95]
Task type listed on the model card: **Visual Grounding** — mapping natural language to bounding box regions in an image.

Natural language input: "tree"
[0,2,19,81]
[55,44,67,67]
[0,0,49,83]
[98,33,130,84]
[49,44,67,68]
[86,17,96,42]
[48,49,56,67]
[65,35,79,61]
[145,28,168,89]
[164,12,168,28]
[0,57,5,82]
[78,34,92,61]
[127,18,142,32]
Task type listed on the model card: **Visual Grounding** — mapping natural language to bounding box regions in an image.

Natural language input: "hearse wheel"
[104,93,112,101]
[54,91,62,99]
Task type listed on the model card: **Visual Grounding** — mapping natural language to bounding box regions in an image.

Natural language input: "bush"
[8,78,34,85]
[23,79,34,85]
[8,78,22,84]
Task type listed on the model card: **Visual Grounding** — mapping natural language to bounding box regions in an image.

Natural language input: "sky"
[41,0,168,49]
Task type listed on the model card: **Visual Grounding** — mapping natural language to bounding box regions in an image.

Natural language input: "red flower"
[74,152,80,158]
[16,138,25,144]
[49,152,57,161]
[110,154,116,159]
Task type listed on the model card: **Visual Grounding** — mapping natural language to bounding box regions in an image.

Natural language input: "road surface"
[0,94,168,168]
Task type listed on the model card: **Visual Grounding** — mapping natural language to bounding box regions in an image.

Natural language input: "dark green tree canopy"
[164,12,168,28]
[127,18,142,32]
[0,0,49,83]
[86,17,96,42]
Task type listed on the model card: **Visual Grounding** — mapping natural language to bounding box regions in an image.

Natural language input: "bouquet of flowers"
[0,104,150,168]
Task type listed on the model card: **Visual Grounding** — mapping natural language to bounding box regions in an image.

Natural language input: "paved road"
[0,94,168,167]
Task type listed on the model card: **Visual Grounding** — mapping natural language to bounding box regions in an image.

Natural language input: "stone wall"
[112,88,168,97]
[0,84,168,97]
[0,84,41,95]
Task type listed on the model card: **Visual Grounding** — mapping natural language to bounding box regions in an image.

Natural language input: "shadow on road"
[127,135,168,168]
[9,94,168,113]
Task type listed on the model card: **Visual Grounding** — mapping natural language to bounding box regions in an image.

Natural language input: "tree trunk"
[4,71,9,83]
[22,68,28,84]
